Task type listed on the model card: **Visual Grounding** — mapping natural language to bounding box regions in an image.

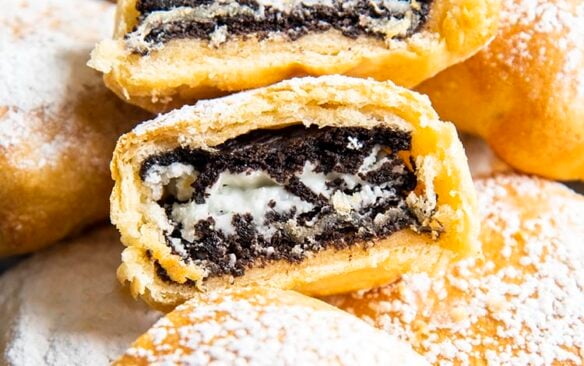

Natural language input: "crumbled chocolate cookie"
[142,125,434,280]
[133,0,432,47]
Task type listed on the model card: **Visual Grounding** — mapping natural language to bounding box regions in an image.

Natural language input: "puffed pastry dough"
[327,175,584,364]
[111,76,479,309]
[89,0,501,112]
[0,0,149,256]
[115,286,429,365]
[417,0,584,180]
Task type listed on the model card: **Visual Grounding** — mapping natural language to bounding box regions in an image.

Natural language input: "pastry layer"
[416,0,584,180]
[129,0,432,52]
[114,287,429,365]
[91,0,501,112]
[326,175,584,364]
[140,125,438,280]
[0,0,149,257]
[110,76,480,308]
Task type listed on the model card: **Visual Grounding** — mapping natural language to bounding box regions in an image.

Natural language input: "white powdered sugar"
[328,175,584,365]
[119,288,428,365]
[0,226,161,366]
[485,0,584,97]
[0,0,113,111]
[0,0,133,170]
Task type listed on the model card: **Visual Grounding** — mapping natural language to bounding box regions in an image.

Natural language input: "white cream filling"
[127,0,424,51]
[297,146,403,214]
[171,171,314,241]
[144,143,413,246]
[144,162,196,201]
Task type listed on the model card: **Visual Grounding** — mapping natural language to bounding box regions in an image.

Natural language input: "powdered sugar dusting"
[0,0,122,170]
[328,175,584,365]
[0,226,162,366]
[117,288,428,365]
[485,0,584,98]
[0,107,74,169]
[0,0,113,110]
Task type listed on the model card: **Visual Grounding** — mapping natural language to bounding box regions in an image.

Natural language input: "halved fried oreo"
[111,76,478,309]
[90,0,500,112]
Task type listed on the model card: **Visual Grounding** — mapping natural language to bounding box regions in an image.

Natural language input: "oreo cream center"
[140,125,439,279]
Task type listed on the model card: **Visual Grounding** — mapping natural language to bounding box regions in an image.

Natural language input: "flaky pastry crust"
[90,0,500,112]
[111,76,478,309]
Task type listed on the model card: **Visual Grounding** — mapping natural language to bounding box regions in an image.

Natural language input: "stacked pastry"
[1,0,583,364]
[324,0,584,363]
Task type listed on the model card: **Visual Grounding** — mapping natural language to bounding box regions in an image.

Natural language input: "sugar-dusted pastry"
[417,0,584,180]
[0,226,161,366]
[327,175,584,364]
[89,0,501,112]
[111,76,478,309]
[115,286,428,365]
[0,0,149,256]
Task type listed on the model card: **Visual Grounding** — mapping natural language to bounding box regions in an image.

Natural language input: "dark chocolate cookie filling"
[131,0,432,48]
[141,125,437,280]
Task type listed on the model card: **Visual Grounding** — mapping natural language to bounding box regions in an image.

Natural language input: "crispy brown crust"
[0,91,147,257]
